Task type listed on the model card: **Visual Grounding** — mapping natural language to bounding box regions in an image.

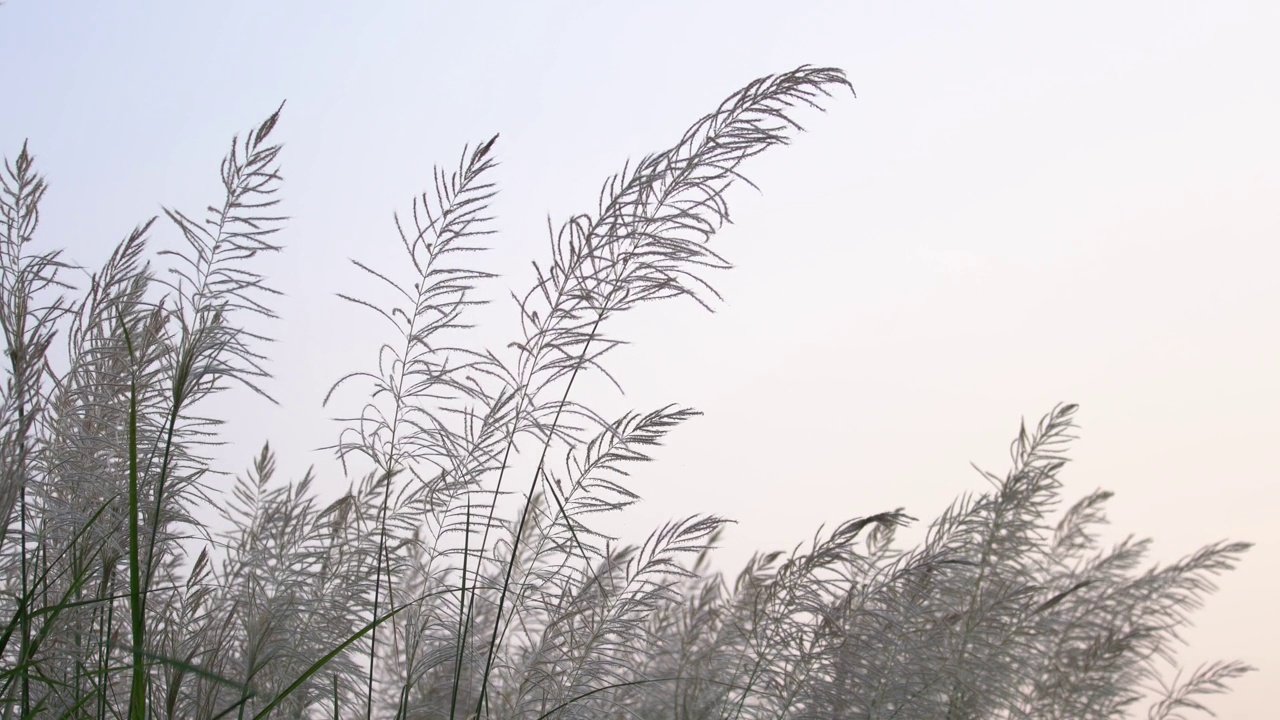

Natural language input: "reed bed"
[0,64,1250,719]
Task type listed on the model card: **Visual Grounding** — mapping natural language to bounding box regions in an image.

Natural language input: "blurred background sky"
[2,1,1276,715]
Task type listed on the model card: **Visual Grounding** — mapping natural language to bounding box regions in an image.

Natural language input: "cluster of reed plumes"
[0,64,1252,720]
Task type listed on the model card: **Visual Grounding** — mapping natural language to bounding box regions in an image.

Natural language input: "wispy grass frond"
[1147,660,1255,720]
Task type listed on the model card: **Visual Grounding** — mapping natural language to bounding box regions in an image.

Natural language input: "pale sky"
[2,1,1276,716]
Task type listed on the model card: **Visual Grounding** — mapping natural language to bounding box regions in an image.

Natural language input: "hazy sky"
[3,1,1276,716]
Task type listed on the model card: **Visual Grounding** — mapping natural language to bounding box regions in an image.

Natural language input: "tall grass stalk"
[0,64,1251,719]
